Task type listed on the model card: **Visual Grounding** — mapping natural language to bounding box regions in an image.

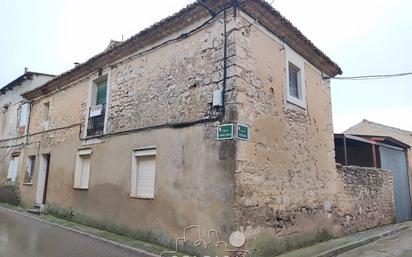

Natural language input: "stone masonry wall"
[18,12,239,256]
[231,13,395,257]
[0,185,20,206]
[231,13,339,256]
[336,166,394,234]
[107,15,232,132]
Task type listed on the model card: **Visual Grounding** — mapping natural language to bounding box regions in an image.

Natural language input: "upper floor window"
[95,80,107,106]
[288,63,301,98]
[43,102,50,122]
[87,76,108,137]
[285,46,306,109]
[18,103,29,128]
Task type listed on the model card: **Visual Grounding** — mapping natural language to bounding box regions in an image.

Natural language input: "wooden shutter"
[7,158,15,181]
[24,156,35,184]
[80,155,91,189]
[135,155,156,199]
[96,81,107,105]
[19,103,29,127]
[74,149,92,189]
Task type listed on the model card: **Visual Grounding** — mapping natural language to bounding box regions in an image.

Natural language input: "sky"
[0,0,411,133]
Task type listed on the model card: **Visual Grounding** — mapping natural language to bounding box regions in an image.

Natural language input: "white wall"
[0,74,54,140]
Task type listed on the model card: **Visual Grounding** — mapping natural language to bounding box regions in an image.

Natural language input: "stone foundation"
[240,166,395,256]
[0,185,20,206]
[336,166,395,234]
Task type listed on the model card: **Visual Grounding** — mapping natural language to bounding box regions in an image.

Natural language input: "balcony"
[86,103,106,137]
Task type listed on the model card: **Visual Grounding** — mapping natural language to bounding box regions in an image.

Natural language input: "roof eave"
[22,0,341,100]
[0,72,55,95]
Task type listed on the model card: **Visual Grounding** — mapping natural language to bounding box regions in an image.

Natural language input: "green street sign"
[217,124,234,140]
[236,124,249,141]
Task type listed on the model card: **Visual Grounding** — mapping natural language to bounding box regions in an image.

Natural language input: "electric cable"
[326,71,412,80]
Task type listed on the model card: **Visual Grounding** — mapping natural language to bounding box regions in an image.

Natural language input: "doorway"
[379,146,412,222]
[35,154,50,205]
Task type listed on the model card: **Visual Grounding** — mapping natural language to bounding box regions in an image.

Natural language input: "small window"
[74,149,92,189]
[24,156,36,184]
[131,148,156,199]
[43,102,50,122]
[285,46,306,109]
[288,63,300,98]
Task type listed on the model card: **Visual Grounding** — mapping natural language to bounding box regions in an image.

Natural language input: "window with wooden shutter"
[74,149,92,189]
[7,157,18,183]
[95,81,107,106]
[131,148,156,199]
[24,156,36,184]
[19,103,29,127]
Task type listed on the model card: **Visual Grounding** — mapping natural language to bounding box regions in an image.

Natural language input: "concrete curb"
[314,225,409,257]
[0,206,160,257]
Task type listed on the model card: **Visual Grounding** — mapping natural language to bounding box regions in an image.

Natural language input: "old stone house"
[0,1,398,256]
[0,69,54,185]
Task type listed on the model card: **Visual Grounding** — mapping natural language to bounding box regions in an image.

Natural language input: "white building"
[0,68,54,184]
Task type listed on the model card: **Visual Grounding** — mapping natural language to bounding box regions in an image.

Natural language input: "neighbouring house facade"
[0,1,398,256]
[0,69,54,185]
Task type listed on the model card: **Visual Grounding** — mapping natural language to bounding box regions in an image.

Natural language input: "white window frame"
[130,147,157,199]
[84,70,111,138]
[285,45,307,109]
[74,149,92,189]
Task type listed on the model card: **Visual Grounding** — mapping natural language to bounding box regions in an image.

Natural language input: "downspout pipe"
[25,101,32,145]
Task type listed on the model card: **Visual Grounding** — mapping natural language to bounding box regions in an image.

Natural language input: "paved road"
[337,228,412,257]
[0,208,149,257]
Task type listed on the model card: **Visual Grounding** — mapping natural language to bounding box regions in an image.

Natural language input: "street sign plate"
[236,124,249,141]
[217,124,234,140]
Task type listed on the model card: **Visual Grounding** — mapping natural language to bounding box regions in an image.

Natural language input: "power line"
[328,71,412,80]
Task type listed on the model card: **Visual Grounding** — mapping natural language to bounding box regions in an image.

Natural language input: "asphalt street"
[0,208,150,257]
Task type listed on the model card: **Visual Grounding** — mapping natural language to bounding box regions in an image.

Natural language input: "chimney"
[74,62,80,67]
[24,67,28,73]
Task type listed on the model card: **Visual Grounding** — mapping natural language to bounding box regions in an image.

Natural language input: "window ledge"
[286,95,307,110]
[129,195,154,200]
[74,187,89,191]
[82,137,103,146]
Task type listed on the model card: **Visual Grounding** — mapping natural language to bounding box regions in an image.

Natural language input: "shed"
[334,134,412,222]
